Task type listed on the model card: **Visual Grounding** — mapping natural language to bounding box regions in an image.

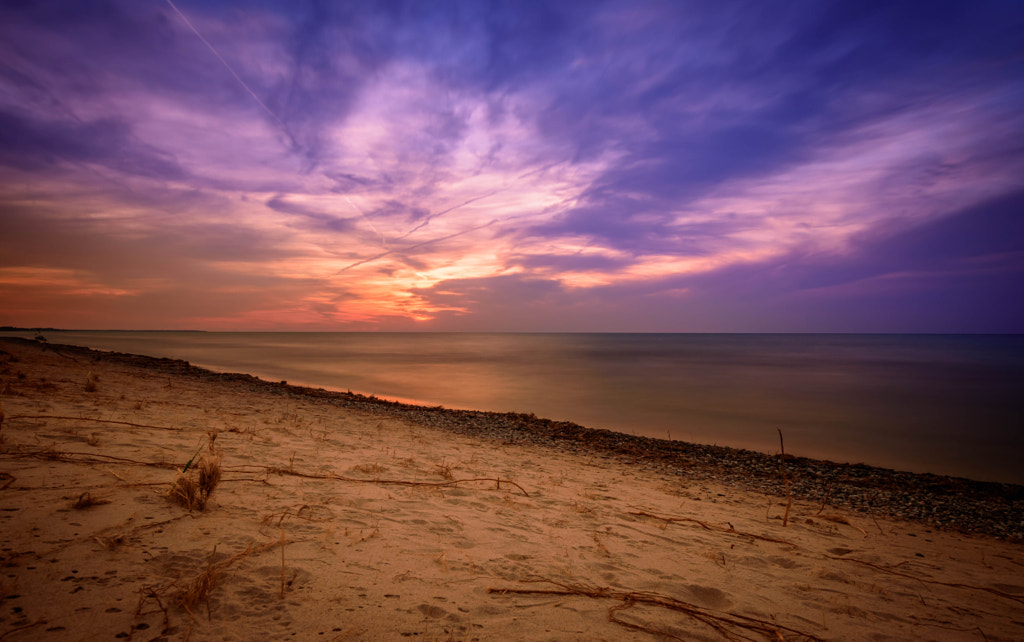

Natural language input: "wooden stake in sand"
[778,428,792,527]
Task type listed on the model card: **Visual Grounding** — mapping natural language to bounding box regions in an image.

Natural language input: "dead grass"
[168,475,203,511]
[351,463,388,475]
[570,500,593,514]
[180,551,223,617]
[174,541,280,635]
[226,425,258,440]
[168,453,222,511]
[435,460,455,480]
[198,453,222,495]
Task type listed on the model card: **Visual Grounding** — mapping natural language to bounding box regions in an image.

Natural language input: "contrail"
[164,0,290,136]
[165,0,551,277]
[345,197,387,248]
[335,218,499,274]
[396,190,500,240]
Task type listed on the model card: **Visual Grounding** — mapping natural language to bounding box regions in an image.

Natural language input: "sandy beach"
[1,337,1022,641]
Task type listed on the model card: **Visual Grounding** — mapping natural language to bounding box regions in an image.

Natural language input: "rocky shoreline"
[12,338,1024,541]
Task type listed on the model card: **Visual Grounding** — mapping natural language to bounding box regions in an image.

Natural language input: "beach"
[1,337,1022,641]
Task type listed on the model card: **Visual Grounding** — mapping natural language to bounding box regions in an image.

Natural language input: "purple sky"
[1,1,1022,332]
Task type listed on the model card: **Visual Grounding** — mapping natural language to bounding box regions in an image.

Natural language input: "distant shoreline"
[0,327,209,333]
[4,328,1023,335]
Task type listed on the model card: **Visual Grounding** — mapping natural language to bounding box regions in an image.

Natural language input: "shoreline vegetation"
[1,336,1022,640]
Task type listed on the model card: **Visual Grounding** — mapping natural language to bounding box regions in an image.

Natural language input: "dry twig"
[827,555,1024,605]
[7,414,182,431]
[488,577,824,641]
[629,509,797,546]
[243,464,531,497]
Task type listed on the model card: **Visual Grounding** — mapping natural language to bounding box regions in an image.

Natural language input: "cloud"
[265,194,359,234]
[1,1,1022,330]
[0,109,188,179]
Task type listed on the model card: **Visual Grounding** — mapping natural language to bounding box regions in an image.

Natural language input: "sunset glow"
[1,1,1022,331]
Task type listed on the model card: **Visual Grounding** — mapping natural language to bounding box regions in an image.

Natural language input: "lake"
[11,331,1023,484]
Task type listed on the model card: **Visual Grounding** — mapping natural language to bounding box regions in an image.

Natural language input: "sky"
[1,0,1022,332]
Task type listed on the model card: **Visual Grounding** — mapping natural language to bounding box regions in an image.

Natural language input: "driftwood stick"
[4,450,179,469]
[8,415,182,432]
[488,577,825,641]
[226,465,531,497]
[628,509,797,546]
[305,472,532,497]
[778,428,792,527]
[0,450,531,497]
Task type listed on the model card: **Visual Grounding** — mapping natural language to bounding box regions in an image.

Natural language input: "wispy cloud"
[1,0,1022,330]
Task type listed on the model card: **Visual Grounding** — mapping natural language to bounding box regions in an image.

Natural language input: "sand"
[0,337,1022,641]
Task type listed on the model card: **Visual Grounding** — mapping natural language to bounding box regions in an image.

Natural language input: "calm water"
[10,332,1023,484]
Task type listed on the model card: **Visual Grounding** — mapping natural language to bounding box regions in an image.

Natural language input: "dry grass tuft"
[198,452,222,496]
[351,462,387,475]
[435,460,455,480]
[180,553,223,616]
[226,425,258,440]
[180,541,280,618]
[168,474,203,511]
[570,500,593,514]
[71,491,111,509]
[168,453,222,511]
